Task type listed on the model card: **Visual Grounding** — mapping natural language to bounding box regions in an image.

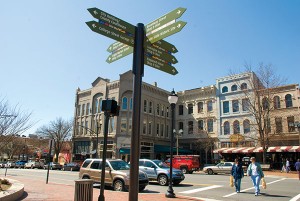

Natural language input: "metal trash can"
[74,179,93,201]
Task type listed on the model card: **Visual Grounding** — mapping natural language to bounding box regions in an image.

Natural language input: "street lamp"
[176,129,183,155]
[166,89,178,198]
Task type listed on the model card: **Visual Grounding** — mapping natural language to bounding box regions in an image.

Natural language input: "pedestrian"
[295,159,300,180]
[231,158,244,193]
[247,157,264,196]
[281,158,286,173]
[286,158,290,173]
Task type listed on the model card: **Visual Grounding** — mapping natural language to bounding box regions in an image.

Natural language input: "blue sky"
[1,0,299,135]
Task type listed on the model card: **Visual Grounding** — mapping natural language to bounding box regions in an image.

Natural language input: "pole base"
[98,194,105,201]
[165,186,176,198]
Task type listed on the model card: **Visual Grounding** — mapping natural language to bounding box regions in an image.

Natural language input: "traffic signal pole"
[129,23,144,201]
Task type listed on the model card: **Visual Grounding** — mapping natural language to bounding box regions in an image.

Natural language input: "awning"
[214,146,300,154]
[289,146,300,152]
[154,145,192,154]
[119,147,130,154]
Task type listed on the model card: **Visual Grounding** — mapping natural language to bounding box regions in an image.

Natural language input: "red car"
[166,155,200,174]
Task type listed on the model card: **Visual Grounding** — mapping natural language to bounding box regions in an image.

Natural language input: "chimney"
[153,82,157,87]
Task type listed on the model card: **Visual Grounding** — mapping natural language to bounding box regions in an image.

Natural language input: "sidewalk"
[7,175,202,201]
[7,171,298,201]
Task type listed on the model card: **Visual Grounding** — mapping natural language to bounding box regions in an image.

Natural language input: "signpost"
[86,7,186,201]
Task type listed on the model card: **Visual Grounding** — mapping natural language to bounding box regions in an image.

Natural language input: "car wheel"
[181,167,188,174]
[139,186,146,192]
[113,179,125,191]
[207,169,214,175]
[158,174,168,186]
[173,181,181,185]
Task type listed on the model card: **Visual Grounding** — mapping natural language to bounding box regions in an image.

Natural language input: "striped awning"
[213,146,300,154]
[288,146,300,152]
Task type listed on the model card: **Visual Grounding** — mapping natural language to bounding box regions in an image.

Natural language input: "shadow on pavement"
[260,193,291,198]
[140,189,160,194]
[149,182,193,187]
[18,191,28,200]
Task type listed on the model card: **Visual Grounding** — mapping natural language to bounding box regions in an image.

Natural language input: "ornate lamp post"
[165,89,178,198]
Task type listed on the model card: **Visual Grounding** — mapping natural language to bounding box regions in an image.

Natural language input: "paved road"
[1,168,299,201]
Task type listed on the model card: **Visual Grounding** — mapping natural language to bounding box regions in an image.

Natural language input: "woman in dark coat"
[231,158,244,193]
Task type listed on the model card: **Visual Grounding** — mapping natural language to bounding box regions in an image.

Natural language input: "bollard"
[74,179,94,201]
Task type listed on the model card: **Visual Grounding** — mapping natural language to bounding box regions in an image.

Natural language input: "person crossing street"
[247,157,264,196]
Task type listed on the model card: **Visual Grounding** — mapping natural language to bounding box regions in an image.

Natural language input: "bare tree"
[194,131,216,164]
[36,118,72,162]
[0,97,34,152]
[230,63,286,163]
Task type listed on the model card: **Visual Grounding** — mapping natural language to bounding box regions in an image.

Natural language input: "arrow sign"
[147,21,187,44]
[145,56,178,75]
[107,42,128,53]
[145,44,178,64]
[88,8,135,35]
[148,39,178,53]
[106,46,133,63]
[145,7,186,34]
[86,21,134,47]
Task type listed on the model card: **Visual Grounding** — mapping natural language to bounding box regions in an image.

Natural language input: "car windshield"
[110,161,130,170]
[153,160,169,168]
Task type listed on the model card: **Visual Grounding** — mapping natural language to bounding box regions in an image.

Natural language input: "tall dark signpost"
[86,7,186,201]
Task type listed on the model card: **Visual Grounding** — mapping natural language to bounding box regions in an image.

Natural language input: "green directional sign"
[107,42,128,53]
[147,21,187,44]
[145,45,177,64]
[86,21,134,47]
[106,46,133,63]
[152,40,178,53]
[88,8,135,35]
[145,7,186,34]
[145,56,178,75]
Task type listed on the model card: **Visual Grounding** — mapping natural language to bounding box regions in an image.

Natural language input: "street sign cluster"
[86,7,186,75]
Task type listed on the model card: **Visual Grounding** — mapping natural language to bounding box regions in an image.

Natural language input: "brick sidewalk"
[7,175,202,201]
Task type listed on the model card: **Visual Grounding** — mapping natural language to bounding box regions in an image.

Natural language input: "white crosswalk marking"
[179,185,223,194]
[290,194,300,201]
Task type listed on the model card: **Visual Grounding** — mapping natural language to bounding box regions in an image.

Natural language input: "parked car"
[24,160,45,169]
[0,161,7,168]
[5,161,16,168]
[43,162,62,170]
[62,162,80,171]
[138,159,185,186]
[79,159,149,192]
[165,155,200,174]
[15,160,28,168]
[203,162,234,175]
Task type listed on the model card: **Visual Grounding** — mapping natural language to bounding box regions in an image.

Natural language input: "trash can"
[74,179,93,201]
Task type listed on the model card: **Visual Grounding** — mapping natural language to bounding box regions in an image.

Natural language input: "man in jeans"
[247,157,264,196]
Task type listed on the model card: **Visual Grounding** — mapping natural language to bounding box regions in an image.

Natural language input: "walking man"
[295,159,300,180]
[286,158,290,173]
[247,157,264,196]
[231,158,244,193]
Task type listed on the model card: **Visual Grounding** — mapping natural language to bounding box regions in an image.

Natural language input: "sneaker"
[255,193,258,196]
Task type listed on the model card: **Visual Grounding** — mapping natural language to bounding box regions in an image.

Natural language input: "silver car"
[203,162,234,175]
[138,159,185,186]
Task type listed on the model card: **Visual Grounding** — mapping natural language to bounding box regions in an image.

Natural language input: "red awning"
[267,146,281,152]
[232,147,248,153]
[213,148,228,154]
[253,147,263,153]
[288,146,300,152]
[275,146,293,152]
[242,147,256,153]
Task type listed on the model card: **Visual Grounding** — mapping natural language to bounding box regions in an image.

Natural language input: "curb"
[0,178,24,201]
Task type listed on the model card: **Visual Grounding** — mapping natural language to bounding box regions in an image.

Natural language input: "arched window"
[262,97,269,110]
[231,85,238,91]
[233,120,240,134]
[285,94,293,108]
[273,96,280,109]
[129,98,133,110]
[243,119,250,134]
[241,83,247,90]
[222,86,228,93]
[98,98,102,113]
[94,99,98,113]
[224,121,230,135]
[122,97,128,110]
[197,102,203,113]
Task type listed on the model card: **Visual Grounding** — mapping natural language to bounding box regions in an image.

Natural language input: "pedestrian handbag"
[261,177,267,189]
[229,175,234,187]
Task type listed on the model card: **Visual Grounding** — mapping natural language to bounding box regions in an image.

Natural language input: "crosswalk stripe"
[179,185,222,194]
[290,194,300,201]
[223,178,286,198]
